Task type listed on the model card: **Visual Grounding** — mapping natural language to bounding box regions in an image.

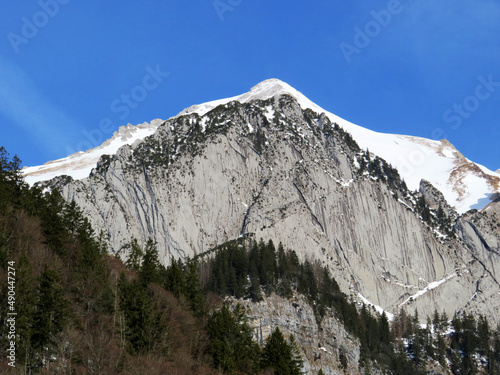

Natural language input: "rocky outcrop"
[232,294,362,375]
[455,201,500,319]
[49,94,500,325]
[419,179,457,220]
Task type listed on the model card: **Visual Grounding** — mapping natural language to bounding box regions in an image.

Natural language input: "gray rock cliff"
[46,94,500,325]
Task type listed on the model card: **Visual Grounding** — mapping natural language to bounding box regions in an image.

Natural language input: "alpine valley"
[9,79,500,374]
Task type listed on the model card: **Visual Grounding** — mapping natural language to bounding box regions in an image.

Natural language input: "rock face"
[232,294,362,375]
[48,94,500,325]
[419,179,457,220]
[455,201,500,319]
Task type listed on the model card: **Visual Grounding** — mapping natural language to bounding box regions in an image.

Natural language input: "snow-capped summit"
[177,78,500,213]
[177,79,322,117]
[22,79,499,213]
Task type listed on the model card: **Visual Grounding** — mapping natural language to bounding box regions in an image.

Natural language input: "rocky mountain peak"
[23,79,500,214]
[38,91,500,326]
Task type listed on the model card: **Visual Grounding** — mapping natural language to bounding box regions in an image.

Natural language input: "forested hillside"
[1,146,500,374]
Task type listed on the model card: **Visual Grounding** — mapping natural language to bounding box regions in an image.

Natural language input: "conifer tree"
[261,327,302,375]
[124,238,144,271]
[477,315,490,356]
[165,257,185,297]
[184,259,205,316]
[206,304,260,374]
[32,266,67,356]
[118,274,154,353]
[139,239,162,285]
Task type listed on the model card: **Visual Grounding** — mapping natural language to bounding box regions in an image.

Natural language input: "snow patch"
[358,293,394,321]
[399,273,457,307]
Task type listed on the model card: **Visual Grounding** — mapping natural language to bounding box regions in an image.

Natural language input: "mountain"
[23,79,500,214]
[21,79,500,326]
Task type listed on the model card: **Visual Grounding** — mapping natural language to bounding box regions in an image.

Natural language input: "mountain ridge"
[28,91,500,326]
[23,79,499,214]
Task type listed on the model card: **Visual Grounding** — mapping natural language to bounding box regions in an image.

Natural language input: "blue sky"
[1,0,499,171]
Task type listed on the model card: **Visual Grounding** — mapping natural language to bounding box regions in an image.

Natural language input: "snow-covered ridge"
[23,119,164,186]
[178,79,500,213]
[22,79,499,213]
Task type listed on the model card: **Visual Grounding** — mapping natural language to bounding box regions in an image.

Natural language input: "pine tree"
[139,239,162,285]
[248,262,263,302]
[432,309,440,332]
[124,238,144,271]
[165,257,185,298]
[436,335,447,368]
[184,259,205,316]
[32,266,67,357]
[261,327,302,375]
[206,304,260,374]
[424,316,434,359]
[118,274,154,353]
[288,334,303,373]
[477,315,490,356]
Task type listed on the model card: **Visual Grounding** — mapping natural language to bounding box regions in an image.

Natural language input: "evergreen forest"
[1,147,500,374]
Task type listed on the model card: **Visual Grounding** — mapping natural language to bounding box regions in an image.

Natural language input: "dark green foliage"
[123,238,144,271]
[37,190,70,256]
[297,260,318,300]
[0,148,216,373]
[417,195,432,224]
[164,257,185,298]
[118,274,155,353]
[0,146,23,211]
[477,314,490,356]
[389,351,424,375]
[184,259,205,316]
[356,150,408,193]
[206,304,261,374]
[392,309,499,374]
[261,327,302,375]
[208,240,249,298]
[122,238,163,286]
[139,239,162,285]
[202,238,410,373]
[32,266,68,356]
[451,313,478,374]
